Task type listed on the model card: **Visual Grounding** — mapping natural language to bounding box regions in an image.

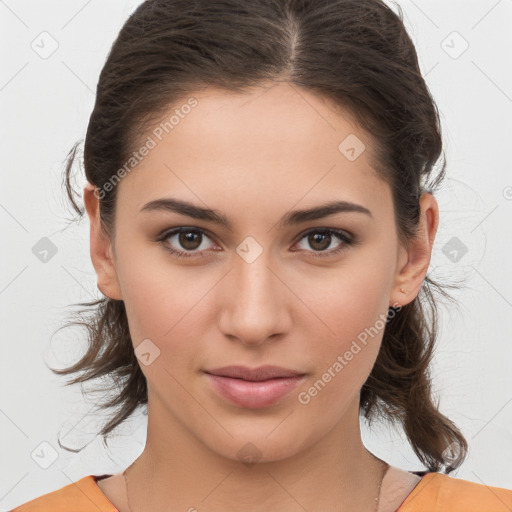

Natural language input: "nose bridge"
[235,246,280,316]
[220,243,290,344]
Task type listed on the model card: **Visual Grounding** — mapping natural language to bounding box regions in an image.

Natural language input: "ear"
[389,192,439,308]
[83,183,123,300]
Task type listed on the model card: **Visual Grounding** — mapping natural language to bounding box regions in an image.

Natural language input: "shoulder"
[9,475,117,512]
[399,472,512,512]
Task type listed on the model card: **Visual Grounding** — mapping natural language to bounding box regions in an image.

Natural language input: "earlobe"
[389,193,439,308]
[83,183,123,301]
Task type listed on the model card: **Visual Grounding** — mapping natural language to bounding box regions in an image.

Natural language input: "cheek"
[293,253,394,411]
[294,268,390,418]
[302,260,393,351]
[114,242,213,351]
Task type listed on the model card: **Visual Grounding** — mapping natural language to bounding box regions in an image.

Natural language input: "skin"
[84,82,438,512]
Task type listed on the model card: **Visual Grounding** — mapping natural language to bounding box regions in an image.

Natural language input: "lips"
[204,365,306,409]
[205,365,305,381]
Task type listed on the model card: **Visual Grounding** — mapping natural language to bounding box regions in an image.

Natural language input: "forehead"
[117,82,392,222]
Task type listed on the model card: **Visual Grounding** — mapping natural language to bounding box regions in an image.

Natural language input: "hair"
[51,0,468,472]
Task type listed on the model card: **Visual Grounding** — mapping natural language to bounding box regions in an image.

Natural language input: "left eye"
[157,227,354,259]
[294,229,353,257]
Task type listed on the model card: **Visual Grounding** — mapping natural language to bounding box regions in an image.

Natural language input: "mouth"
[205,365,305,381]
[204,365,307,409]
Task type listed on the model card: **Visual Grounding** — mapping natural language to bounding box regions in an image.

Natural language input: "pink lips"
[204,365,306,409]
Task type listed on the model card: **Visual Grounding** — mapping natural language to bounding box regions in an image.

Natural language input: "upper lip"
[204,365,305,381]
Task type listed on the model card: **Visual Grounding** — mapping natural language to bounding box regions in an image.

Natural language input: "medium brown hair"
[53,0,467,472]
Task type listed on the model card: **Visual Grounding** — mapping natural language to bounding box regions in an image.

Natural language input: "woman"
[11,0,512,510]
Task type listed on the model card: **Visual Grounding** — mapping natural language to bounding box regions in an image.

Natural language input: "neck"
[124,396,388,512]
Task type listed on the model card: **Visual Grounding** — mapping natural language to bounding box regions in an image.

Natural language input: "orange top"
[10,472,512,511]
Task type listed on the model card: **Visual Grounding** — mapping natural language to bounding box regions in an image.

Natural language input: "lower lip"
[205,373,305,409]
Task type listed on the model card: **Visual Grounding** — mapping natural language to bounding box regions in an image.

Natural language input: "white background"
[1,0,511,508]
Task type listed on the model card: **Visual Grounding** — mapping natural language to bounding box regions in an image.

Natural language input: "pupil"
[180,231,200,250]
[310,233,330,251]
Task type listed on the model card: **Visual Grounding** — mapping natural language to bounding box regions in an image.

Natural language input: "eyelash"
[156,227,357,259]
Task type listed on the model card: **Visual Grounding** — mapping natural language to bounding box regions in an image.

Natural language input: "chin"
[197,424,314,466]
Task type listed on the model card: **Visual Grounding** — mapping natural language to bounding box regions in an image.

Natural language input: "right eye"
[156,227,217,258]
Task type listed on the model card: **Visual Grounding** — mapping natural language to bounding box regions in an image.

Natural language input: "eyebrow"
[140,197,373,229]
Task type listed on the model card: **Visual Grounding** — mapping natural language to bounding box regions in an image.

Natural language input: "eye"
[157,227,217,258]
[156,226,357,259]
[293,228,355,258]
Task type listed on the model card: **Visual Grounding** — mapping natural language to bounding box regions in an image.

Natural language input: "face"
[85,82,436,464]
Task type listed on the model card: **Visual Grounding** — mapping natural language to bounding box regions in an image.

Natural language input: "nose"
[217,251,292,347]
